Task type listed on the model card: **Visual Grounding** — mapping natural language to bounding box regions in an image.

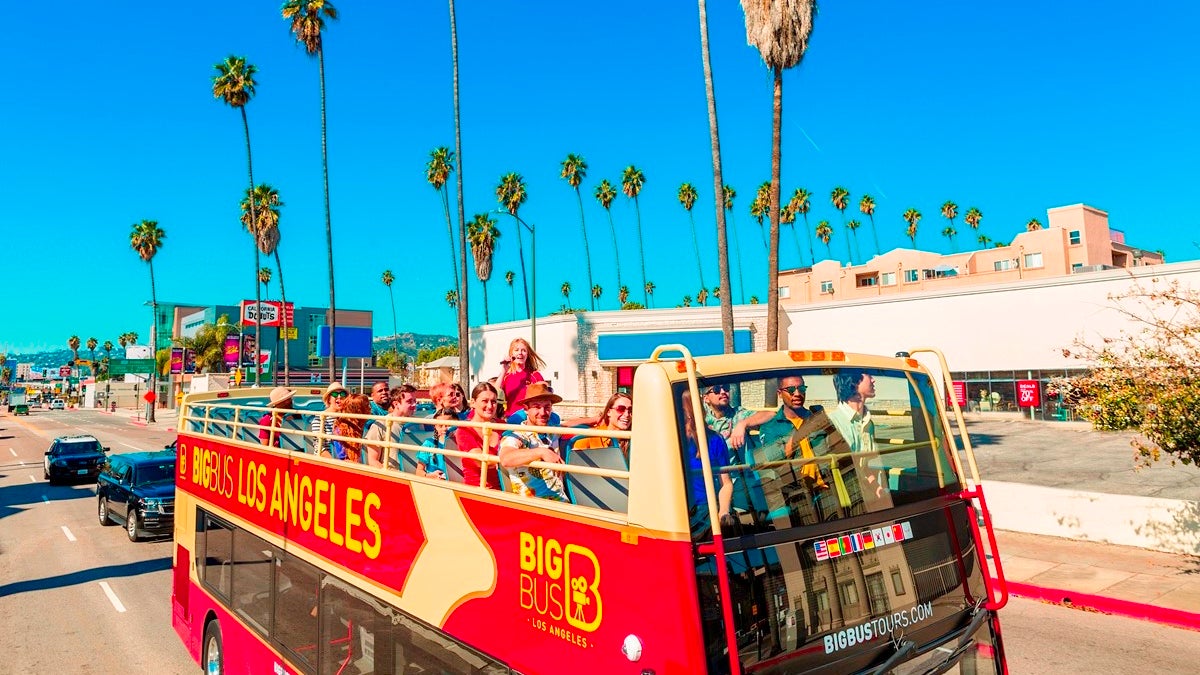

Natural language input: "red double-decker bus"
[170,346,1007,674]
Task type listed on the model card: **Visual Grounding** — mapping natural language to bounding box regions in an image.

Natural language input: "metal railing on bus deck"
[179,398,633,514]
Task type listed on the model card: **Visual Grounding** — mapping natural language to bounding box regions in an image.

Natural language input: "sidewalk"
[100,405,178,427]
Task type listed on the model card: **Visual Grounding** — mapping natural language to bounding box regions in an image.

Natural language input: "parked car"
[49,398,66,410]
[44,435,108,483]
[97,449,177,542]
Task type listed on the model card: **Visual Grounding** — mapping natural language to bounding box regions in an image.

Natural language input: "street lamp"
[492,210,537,350]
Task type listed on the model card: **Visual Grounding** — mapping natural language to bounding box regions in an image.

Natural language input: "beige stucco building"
[778,204,1163,306]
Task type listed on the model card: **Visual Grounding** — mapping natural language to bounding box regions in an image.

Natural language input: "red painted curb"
[1009,581,1200,632]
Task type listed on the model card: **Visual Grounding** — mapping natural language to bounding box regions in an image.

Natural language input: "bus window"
[231,529,275,634]
[198,512,233,601]
[273,554,320,671]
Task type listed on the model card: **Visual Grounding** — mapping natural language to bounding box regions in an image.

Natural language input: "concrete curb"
[1009,581,1200,632]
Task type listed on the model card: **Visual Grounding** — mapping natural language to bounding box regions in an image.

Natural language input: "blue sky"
[2,1,1197,354]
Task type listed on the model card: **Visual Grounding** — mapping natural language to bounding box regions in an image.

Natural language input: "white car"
[50,398,66,410]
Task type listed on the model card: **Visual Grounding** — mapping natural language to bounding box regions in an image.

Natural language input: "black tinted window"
[199,513,234,600]
[135,462,175,485]
[53,440,100,455]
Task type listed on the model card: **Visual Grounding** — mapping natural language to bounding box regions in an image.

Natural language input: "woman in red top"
[499,337,546,418]
[455,382,502,489]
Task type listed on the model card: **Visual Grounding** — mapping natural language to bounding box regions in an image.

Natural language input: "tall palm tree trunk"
[441,186,461,295]
[148,261,158,423]
[241,106,263,387]
[388,284,399,360]
[688,211,706,304]
[766,67,782,352]
[803,213,816,265]
[789,224,805,267]
[634,198,648,305]
[450,0,469,390]
[513,221,530,317]
[606,209,622,304]
[698,0,733,351]
[730,213,745,304]
[575,189,595,310]
[318,47,337,383]
[482,279,490,324]
[868,215,880,255]
[840,214,852,264]
[274,250,291,386]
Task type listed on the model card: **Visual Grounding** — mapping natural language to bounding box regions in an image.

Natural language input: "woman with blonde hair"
[324,393,371,463]
[499,337,546,418]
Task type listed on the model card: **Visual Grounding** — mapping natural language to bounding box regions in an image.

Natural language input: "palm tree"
[446,289,458,313]
[130,219,164,423]
[594,179,622,298]
[212,54,264,386]
[282,0,339,382]
[977,233,992,247]
[259,267,272,297]
[749,295,760,304]
[846,219,863,263]
[381,270,399,360]
[724,185,746,303]
[1026,218,1043,231]
[964,207,983,246]
[742,0,816,351]
[788,187,815,266]
[103,340,113,360]
[621,165,648,305]
[591,284,602,307]
[560,281,572,310]
[903,208,922,248]
[468,213,501,323]
[504,270,516,320]
[830,186,852,263]
[496,172,530,317]
[699,0,734,350]
[618,285,630,307]
[682,295,693,307]
[117,334,128,350]
[86,336,98,363]
[425,147,460,296]
[859,193,881,255]
[697,287,709,305]
[815,220,833,259]
[644,280,655,308]
[751,181,771,250]
[942,226,958,252]
[241,183,291,384]
[561,154,594,309]
[941,200,958,240]
[780,201,804,268]
[68,335,81,364]
[677,182,707,301]
[448,0,469,389]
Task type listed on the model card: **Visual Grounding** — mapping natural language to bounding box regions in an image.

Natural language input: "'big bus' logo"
[518,532,602,646]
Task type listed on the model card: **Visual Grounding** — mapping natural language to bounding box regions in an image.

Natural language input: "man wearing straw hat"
[310,382,347,455]
[498,382,569,502]
[259,387,295,447]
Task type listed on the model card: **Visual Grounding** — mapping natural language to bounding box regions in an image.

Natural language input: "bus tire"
[98,497,113,526]
[126,508,140,542]
[203,620,224,675]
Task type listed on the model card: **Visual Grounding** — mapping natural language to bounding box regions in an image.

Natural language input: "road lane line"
[61,525,77,542]
[27,475,35,483]
[41,495,49,503]
[120,443,147,452]
[99,581,127,613]
[8,448,15,457]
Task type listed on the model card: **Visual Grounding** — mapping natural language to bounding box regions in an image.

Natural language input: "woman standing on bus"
[456,382,502,489]
[681,390,735,533]
[572,392,633,462]
[499,338,546,419]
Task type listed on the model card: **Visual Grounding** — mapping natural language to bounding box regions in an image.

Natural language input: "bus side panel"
[441,496,710,674]
[184,589,301,675]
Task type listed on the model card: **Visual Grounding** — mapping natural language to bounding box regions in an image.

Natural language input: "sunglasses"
[706,385,730,395]
[612,404,632,415]
[779,385,808,395]
[328,391,348,399]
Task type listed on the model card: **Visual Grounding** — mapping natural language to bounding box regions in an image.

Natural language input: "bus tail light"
[788,350,846,362]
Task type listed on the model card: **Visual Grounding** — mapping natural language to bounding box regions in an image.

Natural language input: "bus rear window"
[684,366,961,538]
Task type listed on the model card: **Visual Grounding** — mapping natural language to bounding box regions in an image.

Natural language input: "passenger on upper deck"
[703,383,755,447]
[310,382,347,455]
[364,385,418,469]
[431,382,468,420]
[730,375,822,452]
[369,381,392,417]
[455,382,502,490]
[499,338,546,420]
[499,382,569,502]
[572,392,632,462]
[417,409,456,479]
[680,390,734,533]
[258,387,295,447]
[828,370,877,454]
[324,394,370,463]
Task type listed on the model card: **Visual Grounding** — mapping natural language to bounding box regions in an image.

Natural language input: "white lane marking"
[99,582,127,613]
[120,443,147,452]
[27,475,35,483]
[41,495,49,503]
[61,525,77,542]
[8,448,16,457]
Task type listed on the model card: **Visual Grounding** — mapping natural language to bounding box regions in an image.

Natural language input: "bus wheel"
[98,497,113,526]
[203,620,224,675]
[126,509,140,542]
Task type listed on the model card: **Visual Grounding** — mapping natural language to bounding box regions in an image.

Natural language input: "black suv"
[97,450,177,541]
[44,435,109,484]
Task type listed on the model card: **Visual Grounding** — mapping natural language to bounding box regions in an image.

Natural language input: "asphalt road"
[1,407,1197,674]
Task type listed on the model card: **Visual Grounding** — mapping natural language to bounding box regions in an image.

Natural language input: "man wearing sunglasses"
[703,384,755,446]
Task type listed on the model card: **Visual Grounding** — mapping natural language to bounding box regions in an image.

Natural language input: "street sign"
[58,366,71,378]
[108,359,155,376]
[282,326,298,340]
[144,391,157,403]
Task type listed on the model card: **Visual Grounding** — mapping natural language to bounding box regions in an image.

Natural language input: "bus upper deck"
[171,346,1007,675]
